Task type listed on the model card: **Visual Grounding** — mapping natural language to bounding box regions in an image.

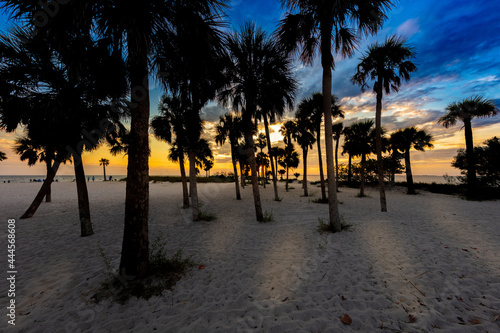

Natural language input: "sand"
[0,180,499,332]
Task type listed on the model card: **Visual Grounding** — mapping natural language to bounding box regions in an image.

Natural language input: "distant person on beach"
[92,176,95,182]
[109,176,112,181]
[87,177,90,182]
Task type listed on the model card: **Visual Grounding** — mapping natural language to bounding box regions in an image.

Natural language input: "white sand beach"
[1,181,499,332]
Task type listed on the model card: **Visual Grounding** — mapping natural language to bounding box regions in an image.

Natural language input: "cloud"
[396,18,420,38]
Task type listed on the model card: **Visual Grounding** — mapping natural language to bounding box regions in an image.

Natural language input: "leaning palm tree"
[438,96,498,198]
[278,0,394,231]
[351,35,417,212]
[297,93,344,200]
[13,136,56,202]
[218,22,296,221]
[215,113,244,200]
[99,158,110,181]
[332,122,344,188]
[294,109,316,196]
[391,127,433,194]
[0,151,6,161]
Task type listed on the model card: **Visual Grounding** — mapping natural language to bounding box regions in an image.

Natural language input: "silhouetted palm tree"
[13,135,61,202]
[151,94,190,209]
[352,35,417,212]
[294,108,316,196]
[345,120,376,197]
[218,22,295,221]
[278,147,300,192]
[0,151,6,161]
[99,158,110,181]
[391,127,433,194]
[215,113,244,200]
[270,146,286,185]
[332,122,344,188]
[438,96,498,198]
[0,27,125,237]
[297,93,344,200]
[255,132,268,186]
[278,0,394,231]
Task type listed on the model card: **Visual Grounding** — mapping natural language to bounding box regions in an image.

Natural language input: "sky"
[0,0,499,177]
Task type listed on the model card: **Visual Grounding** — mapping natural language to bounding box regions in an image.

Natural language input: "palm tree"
[203,160,214,177]
[218,22,296,221]
[345,120,376,197]
[294,109,316,196]
[255,133,267,185]
[351,35,417,212]
[151,94,190,209]
[278,0,394,231]
[0,27,125,237]
[99,158,110,181]
[278,169,286,180]
[0,151,6,161]
[278,147,300,192]
[297,93,344,200]
[332,122,344,189]
[215,113,244,200]
[342,125,355,186]
[438,96,498,198]
[270,146,286,184]
[391,127,433,194]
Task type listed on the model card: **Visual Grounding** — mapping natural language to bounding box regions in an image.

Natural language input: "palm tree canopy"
[298,92,344,129]
[343,120,377,157]
[438,96,499,128]
[215,112,243,147]
[278,0,394,68]
[279,120,297,146]
[0,151,6,161]
[351,35,417,95]
[332,122,344,141]
[391,127,434,152]
[99,158,110,166]
[217,21,297,130]
[294,108,316,150]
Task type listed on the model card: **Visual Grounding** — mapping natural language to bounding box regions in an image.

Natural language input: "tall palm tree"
[391,127,433,194]
[218,22,296,221]
[342,125,355,186]
[294,109,316,196]
[151,94,190,209]
[278,0,394,231]
[255,132,267,185]
[278,147,300,192]
[345,120,376,197]
[215,113,244,200]
[438,96,498,198]
[332,122,344,188]
[0,151,6,161]
[99,158,110,181]
[270,146,286,185]
[351,35,417,212]
[0,27,125,237]
[297,93,344,200]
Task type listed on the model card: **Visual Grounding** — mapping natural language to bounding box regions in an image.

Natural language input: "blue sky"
[1,0,499,176]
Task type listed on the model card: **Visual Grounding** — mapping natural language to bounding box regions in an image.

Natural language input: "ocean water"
[305,174,458,184]
[0,175,126,183]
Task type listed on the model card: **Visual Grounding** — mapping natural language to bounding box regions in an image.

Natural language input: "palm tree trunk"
[464,118,477,197]
[45,159,52,202]
[404,149,415,194]
[321,31,341,232]
[231,151,241,200]
[103,164,107,181]
[179,153,190,208]
[348,154,352,186]
[21,160,61,219]
[188,149,200,221]
[286,166,289,192]
[303,147,308,196]
[263,116,279,200]
[120,40,149,279]
[316,127,326,200]
[375,87,387,211]
[74,157,94,237]
[245,131,263,221]
[360,153,366,197]
[335,137,340,191]
[240,162,245,188]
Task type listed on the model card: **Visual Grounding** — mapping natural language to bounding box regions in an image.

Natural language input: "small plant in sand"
[274,196,283,202]
[198,210,217,221]
[312,197,329,204]
[317,216,352,234]
[95,236,195,303]
[261,210,274,222]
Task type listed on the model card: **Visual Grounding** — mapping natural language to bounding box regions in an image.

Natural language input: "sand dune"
[1,181,499,332]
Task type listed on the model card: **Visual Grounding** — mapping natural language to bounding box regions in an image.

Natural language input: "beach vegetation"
[352,35,417,211]
[294,103,316,197]
[278,0,394,232]
[439,96,498,199]
[99,158,110,181]
[317,216,352,234]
